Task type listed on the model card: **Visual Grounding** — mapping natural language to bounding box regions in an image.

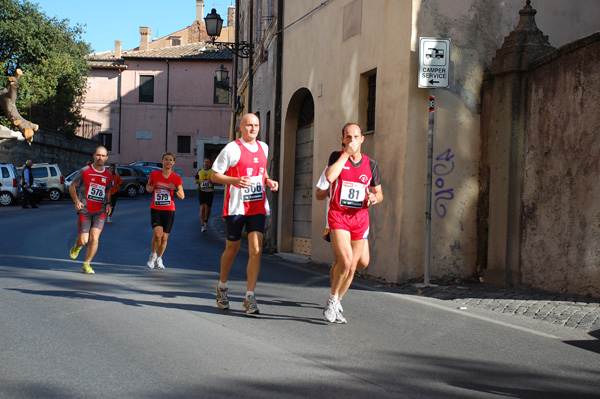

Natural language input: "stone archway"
[280,88,315,254]
[292,95,315,255]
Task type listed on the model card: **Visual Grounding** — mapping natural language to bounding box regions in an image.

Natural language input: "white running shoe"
[323,299,337,323]
[155,257,165,269]
[334,309,347,324]
[242,295,260,314]
[147,253,157,269]
[201,225,206,233]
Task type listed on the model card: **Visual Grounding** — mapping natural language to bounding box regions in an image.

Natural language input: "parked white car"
[0,163,20,206]
[17,163,66,201]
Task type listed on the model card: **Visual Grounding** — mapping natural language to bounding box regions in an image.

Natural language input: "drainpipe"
[248,0,254,112]
[118,68,123,154]
[269,0,283,251]
[165,59,170,152]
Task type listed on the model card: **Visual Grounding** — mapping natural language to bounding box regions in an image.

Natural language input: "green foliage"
[0,0,91,134]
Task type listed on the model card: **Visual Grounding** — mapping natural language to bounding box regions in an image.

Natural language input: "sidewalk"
[395,279,600,333]
[276,252,600,334]
[277,252,599,335]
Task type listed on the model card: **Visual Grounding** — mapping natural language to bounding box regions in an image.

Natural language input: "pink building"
[81,1,234,186]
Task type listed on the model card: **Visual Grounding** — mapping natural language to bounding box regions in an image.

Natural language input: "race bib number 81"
[340,181,366,208]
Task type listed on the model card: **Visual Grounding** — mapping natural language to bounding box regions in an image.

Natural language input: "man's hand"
[344,141,360,156]
[266,179,279,192]
[367,191,378,206]
[74,200,84,211]
[238,176,251,188]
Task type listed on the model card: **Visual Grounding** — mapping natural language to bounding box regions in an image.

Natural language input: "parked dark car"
[114,166,141,197]
[19,180,49,204]
[130,161,162,168]
[125,165,159,195]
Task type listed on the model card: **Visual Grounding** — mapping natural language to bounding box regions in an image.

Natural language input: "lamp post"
[204,9,252,58]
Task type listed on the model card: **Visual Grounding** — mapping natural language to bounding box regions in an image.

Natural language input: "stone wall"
[521,32,600,296]
[0,128,99,175]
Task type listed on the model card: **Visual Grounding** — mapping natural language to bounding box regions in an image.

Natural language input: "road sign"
[418,37,451,88]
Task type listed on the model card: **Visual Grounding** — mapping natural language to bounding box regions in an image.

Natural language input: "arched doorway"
[292,94,315,254]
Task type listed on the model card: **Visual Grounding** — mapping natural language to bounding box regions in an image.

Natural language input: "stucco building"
[81,1,234,185]
[228,0,600,295]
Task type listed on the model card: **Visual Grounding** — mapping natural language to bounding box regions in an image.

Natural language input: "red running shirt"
[73,166,113,214]
[223,140,268,216]
[149,170,183,211]
[329,154,373,213]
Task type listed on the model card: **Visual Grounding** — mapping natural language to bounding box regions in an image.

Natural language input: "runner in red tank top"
[322,123,384,324]
[210,113,279,315]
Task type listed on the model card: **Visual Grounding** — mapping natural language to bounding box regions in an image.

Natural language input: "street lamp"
[204,9,252,58]
[215,64,229,85]
[215,64,243,113]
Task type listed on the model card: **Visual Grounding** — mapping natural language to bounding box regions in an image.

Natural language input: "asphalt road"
[1,193,599,399]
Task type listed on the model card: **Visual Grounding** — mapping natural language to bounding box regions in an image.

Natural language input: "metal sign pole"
[424,90,435,285]
[418,36,449,288]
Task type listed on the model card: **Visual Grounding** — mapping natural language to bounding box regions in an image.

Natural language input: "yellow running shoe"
[82,263,95,274]
[70,244,82,260]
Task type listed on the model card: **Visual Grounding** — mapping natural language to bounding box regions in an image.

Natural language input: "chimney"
[115,39,122,58]
[228,6,235,29]
[139,26,151,50]
[196,0,204,21]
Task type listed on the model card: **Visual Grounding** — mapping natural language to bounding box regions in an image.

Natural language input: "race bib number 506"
[242,175,264,202]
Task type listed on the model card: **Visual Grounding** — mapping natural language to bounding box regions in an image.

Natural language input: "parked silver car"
[0,163,20,206]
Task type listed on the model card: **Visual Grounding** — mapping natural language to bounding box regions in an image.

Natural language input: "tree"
[0,0,91,136]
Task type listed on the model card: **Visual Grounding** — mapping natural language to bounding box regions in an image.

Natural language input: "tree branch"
[0,69,39,143]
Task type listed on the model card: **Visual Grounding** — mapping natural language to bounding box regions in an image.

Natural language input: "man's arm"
[105,192,112,211]
[368,185,383,206]
[325,152,349,184]
[69,180,84,211]
[315,188,329,200]
[264,172,279,192]
[211,171,251,188]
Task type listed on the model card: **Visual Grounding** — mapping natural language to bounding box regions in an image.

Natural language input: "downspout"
[118,68,123,154]
[248,0,254,112]
[270,0,284,251]
[231,0,240,140]
[165,59,170,152]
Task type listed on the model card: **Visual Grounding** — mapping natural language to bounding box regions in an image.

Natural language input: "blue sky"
[33,0,233,53]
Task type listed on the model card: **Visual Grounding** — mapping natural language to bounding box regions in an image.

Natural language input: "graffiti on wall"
[433,148,455,218]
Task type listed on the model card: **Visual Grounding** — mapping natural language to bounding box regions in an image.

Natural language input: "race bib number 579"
[154,189,171,206]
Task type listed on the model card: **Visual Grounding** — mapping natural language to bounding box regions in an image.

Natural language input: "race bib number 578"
[87,183,106,202]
